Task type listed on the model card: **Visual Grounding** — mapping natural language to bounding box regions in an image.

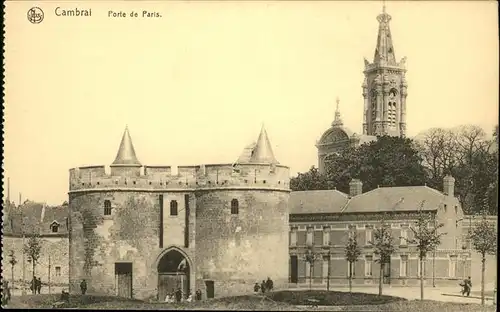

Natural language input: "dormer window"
[51,222,60,233]
[104,200,112,216]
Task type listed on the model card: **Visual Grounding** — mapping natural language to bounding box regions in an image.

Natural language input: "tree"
[8,250,18,289]
[305,248,319,290]
[344,232,362,294]
[469,211,497,305]
[290,166,331,191]
[369,215,396,296]
[402,201,446,300]
[23,234,42,282]
[324,136,427,194]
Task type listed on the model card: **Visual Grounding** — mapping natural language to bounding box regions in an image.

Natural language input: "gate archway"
[157,248,191,301]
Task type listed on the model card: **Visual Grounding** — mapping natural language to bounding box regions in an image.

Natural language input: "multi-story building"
[288,176,471,287]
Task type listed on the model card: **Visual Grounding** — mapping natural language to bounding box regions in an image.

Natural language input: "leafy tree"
[469,211,497,305]
[24,234,42,282]
[324,136,427,194]
[8,250,18,289]
[344,232,362,294]
[369,215,396,296]
[402,201,446,300]
[304,248,319,290]
[290,166,331,191]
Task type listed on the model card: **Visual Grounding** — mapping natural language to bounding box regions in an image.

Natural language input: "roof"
[373,7,397,65]
[356,134,377,145]
[318,126,354,145]
[290,190,349,214]
[4,201,69,236]
[236,142,256,163]
[343,186,446,213]
[248,126,279,164]
[112,126,141,166]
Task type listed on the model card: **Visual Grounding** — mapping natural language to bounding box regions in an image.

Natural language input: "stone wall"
[2,235,69,286]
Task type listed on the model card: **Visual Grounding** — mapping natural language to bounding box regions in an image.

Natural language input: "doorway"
[290,255,298,283]
[157,249,190,300]
[205,280,214,299]
[115,262,133,298]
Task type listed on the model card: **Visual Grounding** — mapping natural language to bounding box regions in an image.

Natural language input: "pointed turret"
[249,125,279,164]
[331,97,343,127]
[373,4,396,65]
[111,126,141,166]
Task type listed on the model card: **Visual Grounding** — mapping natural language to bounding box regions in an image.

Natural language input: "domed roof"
[318,126,353,145]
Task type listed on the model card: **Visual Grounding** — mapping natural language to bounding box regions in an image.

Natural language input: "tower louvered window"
[170,200,178,216]
[388,89,398,127]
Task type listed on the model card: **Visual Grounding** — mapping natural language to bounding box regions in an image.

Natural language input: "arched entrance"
[157,248,190,301]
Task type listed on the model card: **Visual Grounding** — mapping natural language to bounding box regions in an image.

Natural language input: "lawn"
[3,291,496,311]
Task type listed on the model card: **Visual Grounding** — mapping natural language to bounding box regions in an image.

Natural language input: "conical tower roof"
[249,125,279,164]
[373,4,397,65]
[111,126,141,167]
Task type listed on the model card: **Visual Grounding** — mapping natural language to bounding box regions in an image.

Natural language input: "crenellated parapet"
[69,163,290,193]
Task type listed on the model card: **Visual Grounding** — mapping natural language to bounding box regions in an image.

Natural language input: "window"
[231,199,239,215]
[313,230,323,246]
[306,228,313,246]
[365,255,373,277]
[55,266,61,277]
[400,255,408,277]
[449,256,457,278]
[51,223,59,233]
[400,229,408,245]
[290,228,297,247]
[323,227,330,246]
[170,200,178,216]
[365,227,372,244]
[418,258,427,278]
[104,200,112,216]
[347,260,356,277]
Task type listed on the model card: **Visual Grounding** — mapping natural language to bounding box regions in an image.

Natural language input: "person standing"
[195,289,202,301]
[31,276,37,294]
[36,277,42,294]
[80,279,87,295]
[465,276,472,297]
[260,280,266,294]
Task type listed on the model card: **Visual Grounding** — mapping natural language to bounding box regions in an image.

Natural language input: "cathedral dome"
[318,126,353,146]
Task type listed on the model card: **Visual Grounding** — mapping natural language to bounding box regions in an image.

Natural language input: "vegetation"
[8,250,18,288]
[468,210,497,305]
[304,248,319,290]
[402,202,446,300]
[369,215,396,296]
[23,234,42,279]
[290,124,499,216]
[344,232,362,294]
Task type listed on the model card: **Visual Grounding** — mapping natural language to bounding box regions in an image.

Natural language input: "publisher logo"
[27,7,44,24]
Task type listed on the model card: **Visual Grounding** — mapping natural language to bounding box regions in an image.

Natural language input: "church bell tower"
[362,5,408,137]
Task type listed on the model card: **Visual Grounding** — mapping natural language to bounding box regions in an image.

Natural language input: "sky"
[3,1,498,205]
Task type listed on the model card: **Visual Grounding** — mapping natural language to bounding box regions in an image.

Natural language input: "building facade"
[288,176,473,287]
[67,126,290,300]
[317,6,407,174]
[2,201,70,288]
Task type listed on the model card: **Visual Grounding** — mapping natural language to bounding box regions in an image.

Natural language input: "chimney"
[443,175,455,196]
[349,179,363,198]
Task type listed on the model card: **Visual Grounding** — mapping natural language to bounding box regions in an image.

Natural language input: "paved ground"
[10,286,66,297]
[287,285,496,305]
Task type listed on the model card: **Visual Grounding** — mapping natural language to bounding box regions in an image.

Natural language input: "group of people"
[254,277,274,294]
[30,276,43,294]
[164,288,202,303]
[459,276,472,297]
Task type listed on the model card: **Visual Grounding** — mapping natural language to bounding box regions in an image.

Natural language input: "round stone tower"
[68,126,290,300]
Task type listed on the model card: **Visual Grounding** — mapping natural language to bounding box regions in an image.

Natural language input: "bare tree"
[369,215,396,296]
[23,234,42,281]
[469,211,497,305]
[344,232,362,294]
[402,201,446,300]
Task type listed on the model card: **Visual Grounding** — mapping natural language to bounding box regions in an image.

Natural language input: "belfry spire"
[249,124,279,164]
[331,97,343,127]
[373,2,396,65]
[112,126,141,166]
